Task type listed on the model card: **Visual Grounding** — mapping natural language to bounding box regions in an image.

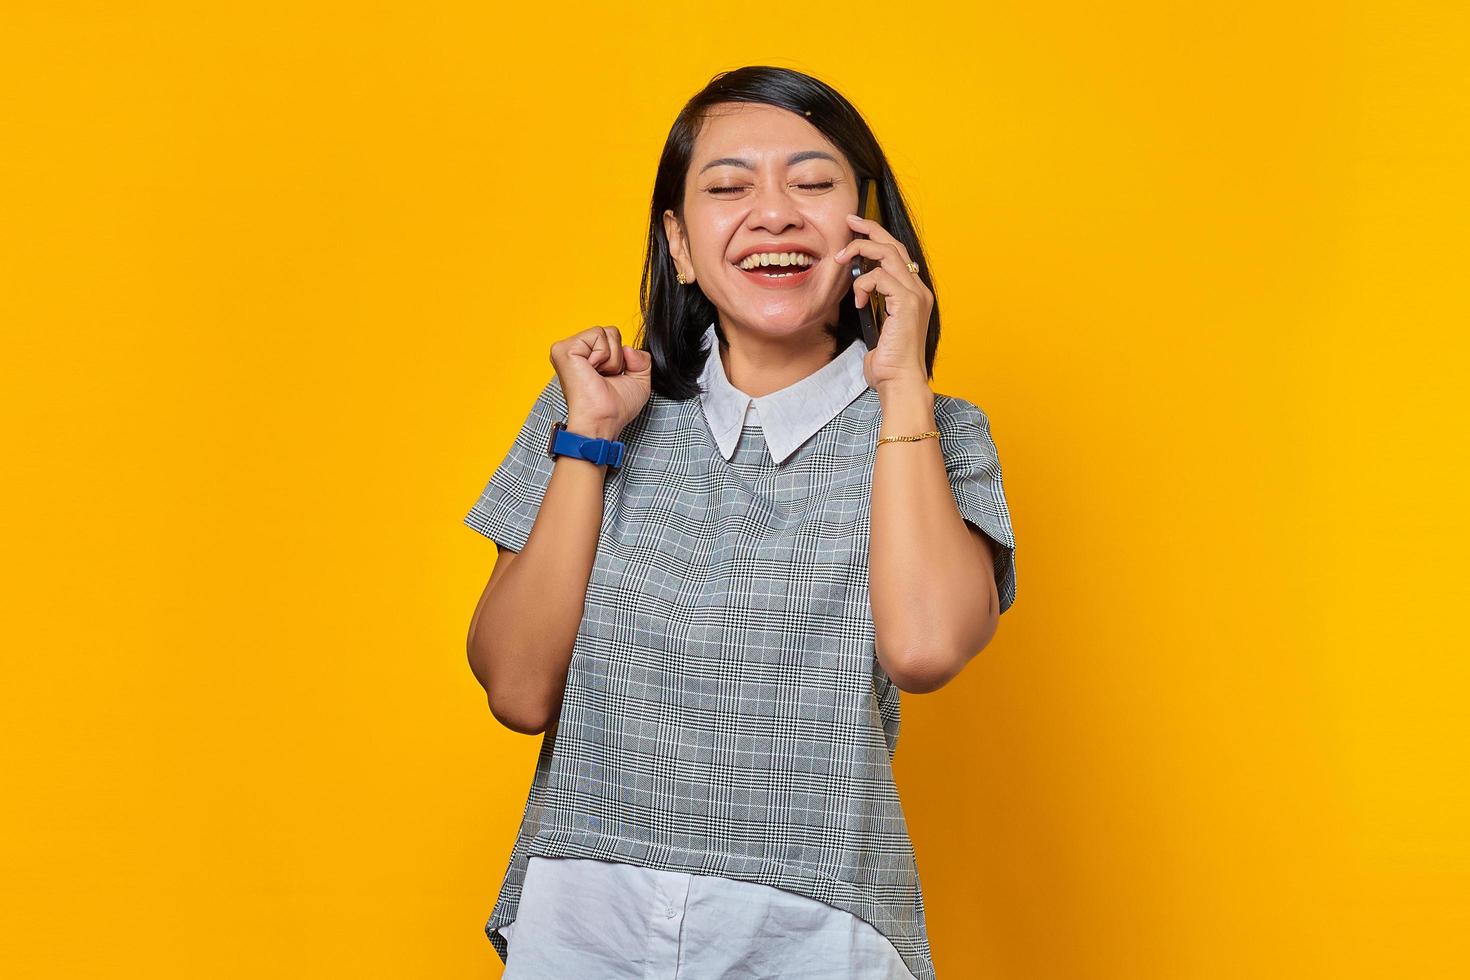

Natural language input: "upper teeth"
[738,252,814,270]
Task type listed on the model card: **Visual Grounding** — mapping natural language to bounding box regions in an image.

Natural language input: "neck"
[717,319,841,398]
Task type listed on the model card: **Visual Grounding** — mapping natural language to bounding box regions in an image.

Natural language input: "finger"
[598,326,625,374]
[622,344,652,375]
[581,326,622,374]
[838,238,924,286]
[843,212,915,267]
[852,267,918,310]
[608,329,626,376]
[846,251,923,301]
[580,325,610,365]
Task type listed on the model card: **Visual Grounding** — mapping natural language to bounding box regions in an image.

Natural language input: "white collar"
[696,321,871,465]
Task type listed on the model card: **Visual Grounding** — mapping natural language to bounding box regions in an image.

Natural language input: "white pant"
[500,856,919,979]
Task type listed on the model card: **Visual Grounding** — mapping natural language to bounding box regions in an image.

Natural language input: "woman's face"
[664,102,860,342]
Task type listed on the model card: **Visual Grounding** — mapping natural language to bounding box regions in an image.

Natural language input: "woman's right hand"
[550,325,653,436]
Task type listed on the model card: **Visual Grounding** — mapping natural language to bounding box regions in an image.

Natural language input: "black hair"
[638,65,943,400]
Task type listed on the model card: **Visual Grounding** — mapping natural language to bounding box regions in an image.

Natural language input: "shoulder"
[932,391,993,433]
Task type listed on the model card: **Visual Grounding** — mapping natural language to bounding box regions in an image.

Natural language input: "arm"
[465,411,618,735]
[868,379,1001,694]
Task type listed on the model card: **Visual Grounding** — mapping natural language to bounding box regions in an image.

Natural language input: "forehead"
[693,102,846,167]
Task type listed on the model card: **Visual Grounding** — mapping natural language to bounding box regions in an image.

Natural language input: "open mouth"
[731,252,820,287]
[737,264,815,282]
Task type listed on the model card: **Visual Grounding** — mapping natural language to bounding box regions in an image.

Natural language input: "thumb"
[623,346,653,374]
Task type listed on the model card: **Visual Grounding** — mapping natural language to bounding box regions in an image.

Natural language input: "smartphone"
[849,176,887,349]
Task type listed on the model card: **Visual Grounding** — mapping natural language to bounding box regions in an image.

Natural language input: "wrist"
[564,415,622,441]
[877,377,937,442]
[875,376,935,407]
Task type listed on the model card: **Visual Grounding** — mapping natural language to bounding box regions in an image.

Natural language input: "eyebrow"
[698,150,841,174]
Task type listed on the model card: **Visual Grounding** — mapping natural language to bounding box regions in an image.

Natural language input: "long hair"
[639,65,943,400]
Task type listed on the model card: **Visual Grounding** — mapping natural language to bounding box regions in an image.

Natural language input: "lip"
[728,242,823,290]
[735,263,817,289]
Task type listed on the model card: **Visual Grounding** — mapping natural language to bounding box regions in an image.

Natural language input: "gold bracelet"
[877,430,940,445]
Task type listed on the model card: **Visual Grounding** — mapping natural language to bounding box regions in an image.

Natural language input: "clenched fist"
[550,326,653,438]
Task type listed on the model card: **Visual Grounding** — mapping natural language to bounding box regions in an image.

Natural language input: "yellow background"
[3,3,1465,977]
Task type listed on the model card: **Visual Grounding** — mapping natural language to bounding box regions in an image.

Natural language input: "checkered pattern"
[465,365,1017,980]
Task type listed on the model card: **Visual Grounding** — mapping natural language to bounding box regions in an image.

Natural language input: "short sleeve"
[463,372,567,553]
[933,394,1018,615]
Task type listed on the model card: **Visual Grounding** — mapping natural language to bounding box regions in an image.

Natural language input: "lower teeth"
[761,269,803,277]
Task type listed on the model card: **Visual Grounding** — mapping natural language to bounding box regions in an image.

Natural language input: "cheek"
[821,214,857,246]
[691,227,740,270]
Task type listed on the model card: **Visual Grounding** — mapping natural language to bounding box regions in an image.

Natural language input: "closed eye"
[708,181,836,196]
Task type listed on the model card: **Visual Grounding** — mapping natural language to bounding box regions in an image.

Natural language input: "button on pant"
[500,856,917,979]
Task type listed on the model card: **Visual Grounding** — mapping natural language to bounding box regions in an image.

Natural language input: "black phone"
[849,176,887,349]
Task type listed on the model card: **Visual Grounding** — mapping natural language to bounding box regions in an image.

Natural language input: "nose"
[745,179,805,234]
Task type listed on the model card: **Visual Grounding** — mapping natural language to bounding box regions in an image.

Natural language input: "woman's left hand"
[834,211,934,392]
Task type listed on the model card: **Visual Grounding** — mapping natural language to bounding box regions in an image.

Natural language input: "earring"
[676,271,688,285]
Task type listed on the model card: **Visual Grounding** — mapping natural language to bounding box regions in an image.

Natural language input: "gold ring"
[905,261,920,275]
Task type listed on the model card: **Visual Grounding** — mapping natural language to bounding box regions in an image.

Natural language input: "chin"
[731,310,833,336]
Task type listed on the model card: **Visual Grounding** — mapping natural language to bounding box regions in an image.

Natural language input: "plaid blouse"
[465,324,1017,980]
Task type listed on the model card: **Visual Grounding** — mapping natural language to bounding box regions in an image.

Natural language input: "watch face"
[547,419,566,460]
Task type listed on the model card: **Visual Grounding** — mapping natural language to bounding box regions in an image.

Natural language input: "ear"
[663,208,695,284]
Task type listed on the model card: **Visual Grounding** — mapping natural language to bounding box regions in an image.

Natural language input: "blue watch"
[547,420,625,472]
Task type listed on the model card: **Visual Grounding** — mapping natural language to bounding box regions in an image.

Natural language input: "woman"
[465,66,1018,980]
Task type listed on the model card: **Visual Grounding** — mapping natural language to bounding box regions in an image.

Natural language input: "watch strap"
[547,420,625,471]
